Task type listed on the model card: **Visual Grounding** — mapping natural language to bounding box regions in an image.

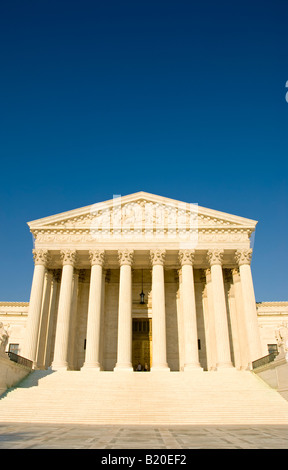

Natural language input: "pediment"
[28,192,257,234]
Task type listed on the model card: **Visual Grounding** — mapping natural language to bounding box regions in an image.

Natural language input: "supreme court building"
[12,192,270,372]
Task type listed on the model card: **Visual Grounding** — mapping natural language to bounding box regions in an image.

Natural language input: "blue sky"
[0,0,287,301]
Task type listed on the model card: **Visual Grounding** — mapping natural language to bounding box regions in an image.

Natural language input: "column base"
[51,361,69,371]
[32,362,44,370]
[184,363,203,371]
[151,364,170,372]
[114,363,133,372]
[81,363,101,371]
[216,362,234,370]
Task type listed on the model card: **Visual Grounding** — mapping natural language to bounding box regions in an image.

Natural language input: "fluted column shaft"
[68,269,80,370]
[44,271,60,369]
[22,249,49,366]
[150,249,170,371]
[207,249,233,369]
[179,250,201,370]
[36,270,53,369]
[204,268,217,371]
[52,250,76,370]
[114,249,134,371]
[235,249,262,363]
[231,268,249,369]
[82,250,105,370]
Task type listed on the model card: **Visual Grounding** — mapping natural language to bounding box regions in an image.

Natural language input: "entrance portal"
[132,318,152,371]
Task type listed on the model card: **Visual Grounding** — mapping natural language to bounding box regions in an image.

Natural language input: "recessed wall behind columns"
[165,270,179,371]
[101,268,209,372]
[195,278,207,371]
[47,266,237,372]
[74,279,89,370]
[103,270,119,371]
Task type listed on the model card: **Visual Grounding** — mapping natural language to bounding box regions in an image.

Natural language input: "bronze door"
[132,318,152,371]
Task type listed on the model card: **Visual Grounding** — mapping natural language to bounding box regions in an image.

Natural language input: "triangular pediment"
[28,191,257,233]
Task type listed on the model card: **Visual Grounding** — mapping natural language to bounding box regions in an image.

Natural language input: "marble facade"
[1,192,286,372]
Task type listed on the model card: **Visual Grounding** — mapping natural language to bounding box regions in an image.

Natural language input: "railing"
[6,351,33,369]
[252,352,278,370]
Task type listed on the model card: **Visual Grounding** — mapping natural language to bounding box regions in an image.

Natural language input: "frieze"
[32,227,251,244]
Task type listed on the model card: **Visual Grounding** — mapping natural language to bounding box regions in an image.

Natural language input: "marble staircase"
[1,369,288,425]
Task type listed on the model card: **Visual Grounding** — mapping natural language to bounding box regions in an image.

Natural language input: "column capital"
[179,249,195,266]
[118,249,134,266]
[150,249,166,266]
[60,249,77,266]
[235,248,252,266]
[32,249,50,266]
[89,249,105,266]
[207,249,224,266]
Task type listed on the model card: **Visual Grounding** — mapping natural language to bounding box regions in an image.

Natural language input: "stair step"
[1,370,288,425]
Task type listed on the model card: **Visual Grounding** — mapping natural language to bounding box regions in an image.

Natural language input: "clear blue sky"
[0,1,287,302]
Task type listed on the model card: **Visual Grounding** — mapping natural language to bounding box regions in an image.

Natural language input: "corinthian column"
[36,269,53,369]
[207,249,233,369]
[235,249,262,363]
[51,249,77,370]
[150,249,170,371]
[82,250,105,370]
[22,249,49,366]
[179,250,202,370]
[114,249,134,371]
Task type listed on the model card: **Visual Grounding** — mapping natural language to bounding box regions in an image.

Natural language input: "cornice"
[30,226,255,233]
[0,302,29,307]
[256,302,288,307]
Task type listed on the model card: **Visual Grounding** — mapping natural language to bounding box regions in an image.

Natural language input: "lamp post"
[139,269,145,304]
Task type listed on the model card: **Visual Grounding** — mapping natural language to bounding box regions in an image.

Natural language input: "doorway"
[132,318,152,371]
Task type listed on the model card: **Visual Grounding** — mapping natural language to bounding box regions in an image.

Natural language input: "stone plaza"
[1,423,288,449]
